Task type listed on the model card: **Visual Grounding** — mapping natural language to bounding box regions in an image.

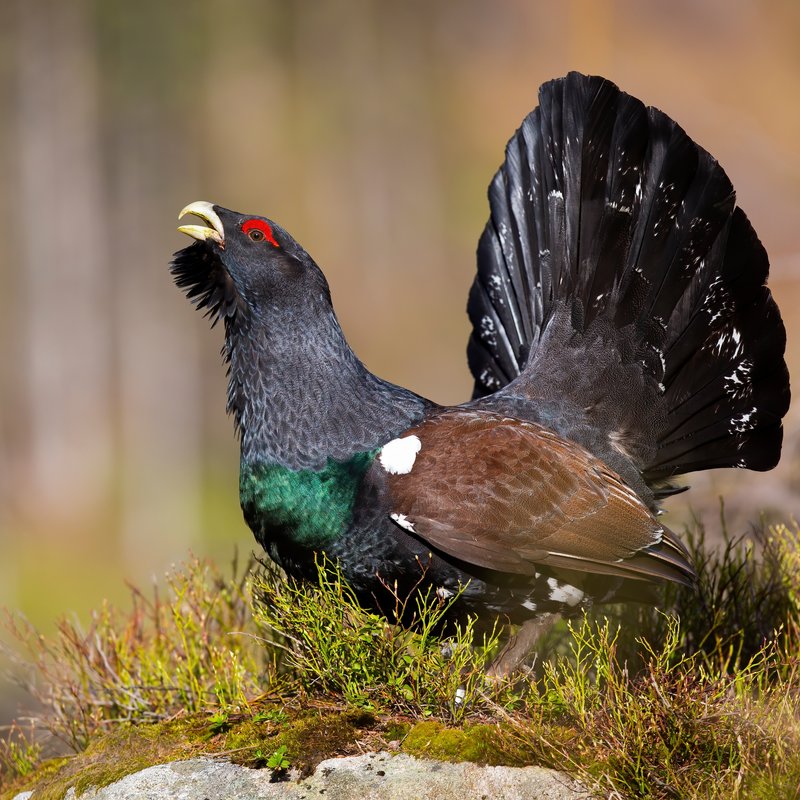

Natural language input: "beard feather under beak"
[170,241,240,325]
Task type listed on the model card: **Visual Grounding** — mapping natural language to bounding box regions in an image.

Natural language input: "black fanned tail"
[467,72,790,480]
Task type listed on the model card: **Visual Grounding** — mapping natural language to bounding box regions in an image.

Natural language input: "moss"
[401,720,528,767]
[743,752,800,800]
[223,718,275,754]
[227,708,376,776]
[11,705,556,799]
[382,721,411,743]
[0,758,69,800]
[11,704,382,798]
[9,719,203,800]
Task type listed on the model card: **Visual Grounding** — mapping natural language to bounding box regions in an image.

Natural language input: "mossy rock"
[1,719,200,800]
[5,706,383,799]
[224,707,376,775]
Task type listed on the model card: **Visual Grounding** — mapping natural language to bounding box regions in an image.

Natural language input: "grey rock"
[21,752,592,800]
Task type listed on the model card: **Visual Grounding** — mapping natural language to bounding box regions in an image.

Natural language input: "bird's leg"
[487,613,561,678]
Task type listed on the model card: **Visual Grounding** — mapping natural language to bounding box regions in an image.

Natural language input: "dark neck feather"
[224,304,429,470]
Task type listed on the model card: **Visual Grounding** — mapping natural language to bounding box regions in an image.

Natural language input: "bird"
[171,72,790,667]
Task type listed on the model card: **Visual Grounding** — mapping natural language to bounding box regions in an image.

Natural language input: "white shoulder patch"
[379,435,422,475]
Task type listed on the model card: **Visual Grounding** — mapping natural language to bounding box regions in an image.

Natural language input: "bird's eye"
[241,218,279,247]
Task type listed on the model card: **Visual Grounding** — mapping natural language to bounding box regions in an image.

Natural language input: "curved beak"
[178,201,225,246]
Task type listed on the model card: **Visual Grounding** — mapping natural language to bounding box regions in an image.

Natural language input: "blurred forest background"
[0,0,798,723]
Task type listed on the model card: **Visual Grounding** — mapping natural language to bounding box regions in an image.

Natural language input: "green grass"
[2,521,800,799]
[250,554,504,720]
[1,554,267,752]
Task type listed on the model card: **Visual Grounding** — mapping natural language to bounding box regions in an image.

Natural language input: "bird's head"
[172,201,331,326]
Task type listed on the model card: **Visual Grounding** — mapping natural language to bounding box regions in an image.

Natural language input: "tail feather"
[648,210,789,477]
[467,72,790,482]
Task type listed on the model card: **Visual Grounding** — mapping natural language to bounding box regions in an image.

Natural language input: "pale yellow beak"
[178,201,225,246]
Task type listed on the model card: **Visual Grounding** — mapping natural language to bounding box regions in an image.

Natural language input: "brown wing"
[375,410,693,584]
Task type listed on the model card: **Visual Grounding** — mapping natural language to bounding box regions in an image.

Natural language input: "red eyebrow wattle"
[242,219,279,247]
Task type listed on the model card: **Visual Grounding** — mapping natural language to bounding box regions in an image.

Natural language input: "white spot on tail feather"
[498,221,509,246]
[724,359,753,401]
[546,577,584,606]
[379,435,422,475]
[730,407,758,435]
[480,369,501,390]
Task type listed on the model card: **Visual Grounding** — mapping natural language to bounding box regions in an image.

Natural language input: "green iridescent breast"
[239,450,378,548]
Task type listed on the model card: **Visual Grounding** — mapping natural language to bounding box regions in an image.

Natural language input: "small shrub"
[519,613,800,798]
[590,520,800,676]
[0,723,41,779]
[249,556,505,721]
[2,556,268,751]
